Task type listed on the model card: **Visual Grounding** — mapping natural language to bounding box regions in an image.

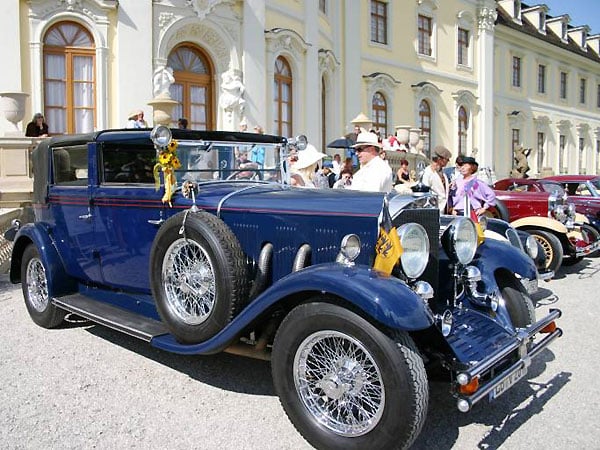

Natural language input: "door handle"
[78,207,92,221]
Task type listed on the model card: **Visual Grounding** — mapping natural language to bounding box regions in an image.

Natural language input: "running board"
[53,294,168,342]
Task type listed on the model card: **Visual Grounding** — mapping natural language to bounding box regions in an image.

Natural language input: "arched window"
[274,56,293,136]
[372,92,387,136]
[419,100,431,157]
[168,44,214,130]
[43,21,95,134]
[458,106,468,155]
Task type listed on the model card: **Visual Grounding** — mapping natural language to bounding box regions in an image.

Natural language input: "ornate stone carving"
[478,6,497,32]
[185,0,233,20]
[153,65,175,98]
[219,69,245,114]
[265,28,310,57]
[452,89,479,113]
[159,12,175,30]
[318,49,339,75]
[170,24,229,71]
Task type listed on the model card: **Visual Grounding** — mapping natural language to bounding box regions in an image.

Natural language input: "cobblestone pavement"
[1,257,599,449]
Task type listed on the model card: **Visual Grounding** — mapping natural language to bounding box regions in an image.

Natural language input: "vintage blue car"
[6,126,561,450]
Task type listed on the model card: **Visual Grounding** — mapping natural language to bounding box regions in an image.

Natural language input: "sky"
[538,0,600,35]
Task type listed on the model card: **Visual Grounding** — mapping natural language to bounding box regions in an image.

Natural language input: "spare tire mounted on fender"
[150,211,249,344]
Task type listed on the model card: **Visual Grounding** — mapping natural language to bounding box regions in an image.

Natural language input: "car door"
[47,143,103,283]
[91,141,167,293]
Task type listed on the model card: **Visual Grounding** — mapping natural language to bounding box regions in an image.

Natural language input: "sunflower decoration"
[153,139,181,206]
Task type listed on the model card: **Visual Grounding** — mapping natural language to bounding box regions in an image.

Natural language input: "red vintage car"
[492,178,599,271]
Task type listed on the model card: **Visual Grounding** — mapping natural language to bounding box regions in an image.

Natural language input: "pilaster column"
[476,1,497,169]
[242,0,266,130]
[0,0,22,92]
[343,2,362,133]
[304,2,319,145]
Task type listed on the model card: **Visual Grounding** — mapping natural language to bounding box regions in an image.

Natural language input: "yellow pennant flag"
[373,196,403,275]
[465,195,485,245]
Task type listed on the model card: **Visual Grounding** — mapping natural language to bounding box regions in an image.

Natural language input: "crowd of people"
[288,128,496,217]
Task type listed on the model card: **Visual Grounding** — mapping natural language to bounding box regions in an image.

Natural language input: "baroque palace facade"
[1,0,599,203]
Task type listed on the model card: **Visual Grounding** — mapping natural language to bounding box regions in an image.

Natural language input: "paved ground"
[1,257,599,449]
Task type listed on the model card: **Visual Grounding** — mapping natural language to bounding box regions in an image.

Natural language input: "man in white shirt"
[422,145,452,213]
[348,132,393,193]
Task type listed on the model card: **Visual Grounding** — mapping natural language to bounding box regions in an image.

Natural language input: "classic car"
[543,175,600,233]
[493,179,598,271]
[5,127,561,450]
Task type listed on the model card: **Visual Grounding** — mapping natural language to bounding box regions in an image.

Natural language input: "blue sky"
[539,0,600,35]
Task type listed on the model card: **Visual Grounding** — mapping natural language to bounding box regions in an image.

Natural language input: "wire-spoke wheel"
[162,238,216,325]
[529,230,563,273]
[272,301,428,450]
[294,330,385,437]
[151,211,248,344]
[21,244,65,328]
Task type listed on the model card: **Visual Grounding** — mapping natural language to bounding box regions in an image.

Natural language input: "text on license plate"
[489,366,528,400]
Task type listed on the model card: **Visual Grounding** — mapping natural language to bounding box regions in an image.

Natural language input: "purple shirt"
[452,175,496,211]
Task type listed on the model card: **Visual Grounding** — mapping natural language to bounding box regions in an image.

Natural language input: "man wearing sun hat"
[422,145,452,213]
[348,131,393,192]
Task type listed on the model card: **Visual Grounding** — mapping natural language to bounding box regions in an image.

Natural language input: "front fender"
[472,239,537,294]
[511,216,568,234]
[151,263,434,355]
[10,223,76,297]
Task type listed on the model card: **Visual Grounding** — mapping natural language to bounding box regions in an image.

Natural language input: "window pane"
[45,81,66,105]
[73,56,93,81]
[75,108,94,133]
[190,86,206,103]
[73,82,94,107]
[46,108,66,135]
[44,54,66,79]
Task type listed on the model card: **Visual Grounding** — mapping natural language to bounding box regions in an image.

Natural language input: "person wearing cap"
[347,132,393,193]
[25,113,49,137]
[422,145,452,213]
[290,143,327,188]
[450,156,496,216]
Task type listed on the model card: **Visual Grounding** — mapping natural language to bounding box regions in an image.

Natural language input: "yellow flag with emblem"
[464,195,485,245]
[373,196,403,275]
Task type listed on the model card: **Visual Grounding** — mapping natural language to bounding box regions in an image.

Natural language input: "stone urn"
[409,128,421,153]
[395,125,411,151]
[147,92,179,126]
[0,91,29,136]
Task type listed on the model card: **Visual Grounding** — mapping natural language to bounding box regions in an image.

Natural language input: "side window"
[52,145,88,185]
[102,144,156,184]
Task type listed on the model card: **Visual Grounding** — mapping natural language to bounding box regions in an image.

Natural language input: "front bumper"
[574,239,599,257]
[454,308,562,412]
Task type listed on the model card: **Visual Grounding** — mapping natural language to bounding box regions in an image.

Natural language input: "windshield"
[539,181,565,196]
[174,140,286,184]
[590,178,600,196]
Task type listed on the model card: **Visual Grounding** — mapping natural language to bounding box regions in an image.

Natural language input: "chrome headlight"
[552,204,566,222]
[337,234,361,263]
[567,202,576,218]
[151,125,172,148]
[525,234,539,259]
[441,217,478,265]
[547,191,559,216]
[397,223,429,279]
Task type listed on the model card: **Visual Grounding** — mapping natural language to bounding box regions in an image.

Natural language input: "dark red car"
[544,175,600,230]
[493,178,599,271]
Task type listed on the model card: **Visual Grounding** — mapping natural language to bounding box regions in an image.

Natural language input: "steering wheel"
[226,169,261,180]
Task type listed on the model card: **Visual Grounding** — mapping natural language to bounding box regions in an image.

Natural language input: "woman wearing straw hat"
[290,144,327,188]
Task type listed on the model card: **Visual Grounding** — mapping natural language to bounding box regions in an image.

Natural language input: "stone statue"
[510,145,532,178]
[153,66,175,98]
[219,70,245,113]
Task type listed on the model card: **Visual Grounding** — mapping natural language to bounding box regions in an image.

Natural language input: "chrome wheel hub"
[162,238,216,325]
[26,257,48,312]
[294,330,385,437]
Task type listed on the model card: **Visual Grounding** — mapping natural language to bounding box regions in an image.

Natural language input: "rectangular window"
[537,65,546,93]
[370,1,387,44]
[580,78,586,104]
[418,15,432,56]
[579,137,585,174]
[457,28,469,65]
[560,72,568,99]
[559,134,566,173]
[537,132,545,170]
[52,145,88,185]
[511,129,520,162]
[512,56,521,87]
[319,0,326,14]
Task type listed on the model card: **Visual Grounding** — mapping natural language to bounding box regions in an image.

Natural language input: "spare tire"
[150,211,249,344]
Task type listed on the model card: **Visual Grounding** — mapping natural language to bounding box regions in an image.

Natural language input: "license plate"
[489,366,528,400]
